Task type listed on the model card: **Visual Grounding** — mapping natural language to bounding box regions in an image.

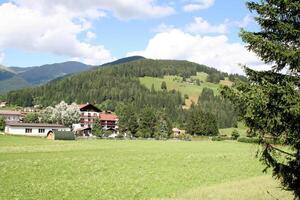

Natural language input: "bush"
[211,136,227,141]
[0,116,5,131]
[231,130,240,140]
[177,133,191,141]
[237,137,260,144]
[54,131,75,140]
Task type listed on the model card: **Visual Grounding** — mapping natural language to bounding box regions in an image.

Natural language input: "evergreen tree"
[138,107,157,138]
[161,81,167,91]
[186,107,219,136]
[92,118,103,137]
[0,116,5,131]
[221,0,300,198]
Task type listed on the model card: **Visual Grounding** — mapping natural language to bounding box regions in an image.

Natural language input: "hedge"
[54,131,75,140]
[237,137,260,144]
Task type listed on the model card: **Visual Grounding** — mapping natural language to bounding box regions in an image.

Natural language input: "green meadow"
[0,135,293,200]
[139,72,227,107]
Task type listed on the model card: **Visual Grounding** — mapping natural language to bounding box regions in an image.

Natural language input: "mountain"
[0,61,92,93]
[101,56,145,67]
[6,58,240,128]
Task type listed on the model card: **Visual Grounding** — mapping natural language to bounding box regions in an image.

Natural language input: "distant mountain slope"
[0,61,92,93]
[17,61,92,85]
[0,76,31,93]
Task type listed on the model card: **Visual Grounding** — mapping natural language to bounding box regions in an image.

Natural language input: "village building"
[5,122,70,137]
[0,101,7,108]
[99,112,118,131]
[73,103,119,136]
[0,110,23,122]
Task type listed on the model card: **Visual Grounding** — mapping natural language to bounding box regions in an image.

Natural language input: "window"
[25,128,32,133]
[38,129,45,133]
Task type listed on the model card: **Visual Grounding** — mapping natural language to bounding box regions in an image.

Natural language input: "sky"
[0,0,268,74]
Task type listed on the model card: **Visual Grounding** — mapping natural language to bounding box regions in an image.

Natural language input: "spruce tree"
[222,0,300,198]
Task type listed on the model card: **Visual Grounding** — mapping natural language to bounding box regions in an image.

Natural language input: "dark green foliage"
[53,131,75,140]
[221,0,300,198]
[23,112,39,123]
[117,104,139,137]
[92,118,103,137]
[101,56,145,67]
[154,113,172,139]
[237,137,260,144]
[231,130,240,140]
[0,116,5,131]
[207,72,225,83]
[138,107,157,138]
[198,88,238,128]
[161,81,167,90]
[186,107,219,136]
[228,74,248,82]
[211,136,228,141]
[184,94,189,99]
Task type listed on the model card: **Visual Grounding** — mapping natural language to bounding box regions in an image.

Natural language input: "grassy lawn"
[0,135,293,200]
[219,122,248,137]
[139,73,221,107]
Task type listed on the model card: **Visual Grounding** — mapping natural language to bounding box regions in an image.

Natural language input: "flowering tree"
[40,101,80,128]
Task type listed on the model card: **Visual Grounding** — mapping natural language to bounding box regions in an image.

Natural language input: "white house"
[0,110,23,122]
[5,123,70,137]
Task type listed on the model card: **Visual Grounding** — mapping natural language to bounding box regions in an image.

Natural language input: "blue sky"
[0,0,265,73]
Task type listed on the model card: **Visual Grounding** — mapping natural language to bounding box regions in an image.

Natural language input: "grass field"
[139,73,222,107]
[0,135,293,200]
[219,122,248,137]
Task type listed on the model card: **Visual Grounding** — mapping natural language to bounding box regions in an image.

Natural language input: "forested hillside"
[7,59,241,128]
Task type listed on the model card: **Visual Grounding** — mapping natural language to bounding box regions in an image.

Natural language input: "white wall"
[5,126,70,137]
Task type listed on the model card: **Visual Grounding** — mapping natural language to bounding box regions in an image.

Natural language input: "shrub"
[178,133,191,141]
[211,136,227,141]
[54,131,75,140]
[0,116,5,131]
[237,137,260,144]
[231,130,240,140]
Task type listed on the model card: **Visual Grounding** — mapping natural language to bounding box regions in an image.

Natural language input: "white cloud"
[0,3,113,65]
[127,29,268,74]
[153,23,175,33]
[14,0,175,20]
[185,17,227,34]
[86,31,97,41]
[183,0,214,12]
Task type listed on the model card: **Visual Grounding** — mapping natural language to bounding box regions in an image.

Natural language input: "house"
[172,128,185,137]
[0,101,6,108]
[5,122,70,137]
[78,103,101,129]
[0,110,23,122]
[99,112,118,131]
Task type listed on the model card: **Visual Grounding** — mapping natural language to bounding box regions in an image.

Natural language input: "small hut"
[47,131,75,140]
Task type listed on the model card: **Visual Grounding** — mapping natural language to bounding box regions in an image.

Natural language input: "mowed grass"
[139,73,221,107]
[0,135,293,200]
[219,122,249,137]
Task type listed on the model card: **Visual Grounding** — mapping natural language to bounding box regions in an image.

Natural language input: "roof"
[99,113,118,121]
[78,103,101,112]
[6,122,67,128]
[0,110,22,116]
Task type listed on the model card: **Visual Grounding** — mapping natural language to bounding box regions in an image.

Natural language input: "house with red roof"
[99,112,118,131]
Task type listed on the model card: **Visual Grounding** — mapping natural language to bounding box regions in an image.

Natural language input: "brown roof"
[0,110,22,116]
[99,113,118,121]
[6,122,68,128]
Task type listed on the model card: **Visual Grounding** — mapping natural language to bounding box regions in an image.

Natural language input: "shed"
[47,131,75,140]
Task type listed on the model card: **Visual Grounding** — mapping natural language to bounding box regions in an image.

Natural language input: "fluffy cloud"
[0,3,113,65]
[14,0,175,20]
[127,29,268,74]
[185,17,227,34]
[183,0,215,12]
